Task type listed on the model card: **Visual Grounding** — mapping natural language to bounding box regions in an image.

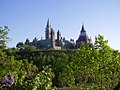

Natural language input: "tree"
[58,65,75,87]
[24,45,37,52]
[0,26,10,49]
[16,42,24,50]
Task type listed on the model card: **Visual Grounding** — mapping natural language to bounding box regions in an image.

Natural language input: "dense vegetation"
[0,26,120,90]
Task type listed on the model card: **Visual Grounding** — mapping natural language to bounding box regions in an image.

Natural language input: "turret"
[33,37,38,43]
[25,39,29,45]
[51,28,55,48]
[57,30,61,41]
[76,24,89,49]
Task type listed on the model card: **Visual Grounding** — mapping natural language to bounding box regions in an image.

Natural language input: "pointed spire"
[46,18,51,39]
[81,23,86,33]
[47,18,50,25]
[57,29,60,33]
[81,23,85,31]
[47,18,51,28]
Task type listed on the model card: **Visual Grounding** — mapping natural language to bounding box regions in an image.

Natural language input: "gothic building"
[76,24,92,49]
[24,19,92,50]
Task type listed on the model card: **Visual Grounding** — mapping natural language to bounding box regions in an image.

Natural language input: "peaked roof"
[81,24,86,33]
[46,18,51,28]
[57,30,61,34]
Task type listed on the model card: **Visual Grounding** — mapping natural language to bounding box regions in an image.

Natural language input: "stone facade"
[24,19,92,50]
[76,24,92,49]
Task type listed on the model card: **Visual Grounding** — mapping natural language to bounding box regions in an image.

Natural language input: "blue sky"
[0,0,120,50]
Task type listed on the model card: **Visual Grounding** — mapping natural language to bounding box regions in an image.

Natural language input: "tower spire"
[81,23,86,33]
[45,18,51,39]
[47,18,50,28]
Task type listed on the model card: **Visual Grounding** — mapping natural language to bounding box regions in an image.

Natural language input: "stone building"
[24,19,92,50]
[76,24,92,49]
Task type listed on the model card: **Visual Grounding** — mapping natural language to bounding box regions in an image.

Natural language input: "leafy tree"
[0,26,10,49]
[1,31,120,90]
[23,45,37,52]
[16,42,24,50]
[58,65,75,87]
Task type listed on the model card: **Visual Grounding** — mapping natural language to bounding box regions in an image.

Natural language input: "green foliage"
[1,34,120,89]
[0,54,56,90]
[58,65,75,87]
[24,45,37,52]
[12,66,56,90]
[0,26,10,49]
[16,42,24,50]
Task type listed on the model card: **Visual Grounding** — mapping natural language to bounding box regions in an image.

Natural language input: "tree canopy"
[0,26,10,49]
[0,26,120,89]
